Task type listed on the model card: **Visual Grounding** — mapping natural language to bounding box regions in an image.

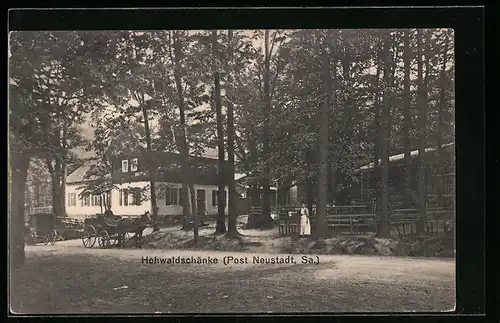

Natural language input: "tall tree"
[143,99,159,231]
[315,30,334,238]
[415,29,427,234]
[435,30,450,207]
[226,30,239,236]
[9,31,115,266]
[372,44,383,214]
[378,31,392,237]
[168,31,198,241]
[211,30,227,234]
[261,30,273,227]
[402,29,413,207]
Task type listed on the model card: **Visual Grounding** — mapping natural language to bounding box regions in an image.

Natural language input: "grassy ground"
[10,244,455,314]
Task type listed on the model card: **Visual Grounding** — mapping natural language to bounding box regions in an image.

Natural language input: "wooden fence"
[391,208,454,236]
[250,204,455,237]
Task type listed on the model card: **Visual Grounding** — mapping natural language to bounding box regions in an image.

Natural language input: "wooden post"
[360,171,364,203]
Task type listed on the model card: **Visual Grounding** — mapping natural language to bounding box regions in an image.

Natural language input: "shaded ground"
[10,243,455,314]
[122,217,455,258]
[56,216,455,258]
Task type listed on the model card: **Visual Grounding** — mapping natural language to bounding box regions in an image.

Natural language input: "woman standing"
[299,203,311,236]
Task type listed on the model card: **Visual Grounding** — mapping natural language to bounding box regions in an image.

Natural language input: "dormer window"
[121,159,129,173]
[131,158,138,171]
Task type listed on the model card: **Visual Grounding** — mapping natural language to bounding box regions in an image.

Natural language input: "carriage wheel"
[98,230,111,248]
[50,229,57,245]
[82,225,97,248]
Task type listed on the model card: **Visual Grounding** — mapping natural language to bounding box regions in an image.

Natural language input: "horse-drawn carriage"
[24,213,58,246]
[80,213,152,248]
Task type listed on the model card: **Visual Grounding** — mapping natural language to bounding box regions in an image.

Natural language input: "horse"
[115,211,153,248]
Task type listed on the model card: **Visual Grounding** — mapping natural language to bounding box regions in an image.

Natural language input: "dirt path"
[10,242,456,314]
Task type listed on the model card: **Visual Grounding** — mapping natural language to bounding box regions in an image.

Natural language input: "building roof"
[234,173,247,181]
[67,153,239,185]
[356,142,455,172]
[66,160,105,184]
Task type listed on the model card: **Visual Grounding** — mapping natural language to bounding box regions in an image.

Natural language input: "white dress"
[299,207,311,236]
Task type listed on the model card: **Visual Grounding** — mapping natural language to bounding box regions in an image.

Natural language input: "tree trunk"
[171,31,192,231]
[59,120,68,218]
[387,34,400,162]
[403,29,413,207]
[330,166,337,205]
[189,183,198,246]
[378,32,392,237]
[372,47,383,215]
[249,184,259,207]
[305,147,314,215]
[47,158,62,217]
[10,153,31,268]
[436,32,449,207]
[261,30,272,227]
[211,30,227,234]
[143,100,159,230]
[315,30,334,238]
[226,30,239,237]
[60,158,67,217]
[416,30,428,234]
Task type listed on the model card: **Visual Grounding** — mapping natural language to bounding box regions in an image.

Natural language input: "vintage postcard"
[9,25,456,314]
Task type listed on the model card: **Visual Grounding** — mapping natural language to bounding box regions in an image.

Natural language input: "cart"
[80,214,150,248]
[24,213,58,246]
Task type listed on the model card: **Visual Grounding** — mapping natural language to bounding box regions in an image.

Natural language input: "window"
[121,159,129,173]
[131,188,142,206]
[130,158,138,171]
[124,189,129,206]
[68,193,76,207]
[81,194,90,207]
[212,190,226,207]
[91,195,101,207]
[165,187,180,206]
[212,190,217,207]
[103,191,112,207]
[119,189,129,206]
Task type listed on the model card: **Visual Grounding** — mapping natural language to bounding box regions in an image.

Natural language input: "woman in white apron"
[299,203,311,236]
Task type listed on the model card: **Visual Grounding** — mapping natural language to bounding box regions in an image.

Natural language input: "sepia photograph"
[9,28,456,314]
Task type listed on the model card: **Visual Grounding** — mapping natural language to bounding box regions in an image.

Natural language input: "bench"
[278,217,300,236]
[391,208,454,236]
[326,205,370,215]
[310,213,377,235]
[277,206,300,236]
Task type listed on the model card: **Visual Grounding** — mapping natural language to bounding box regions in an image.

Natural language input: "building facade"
[353,142,456,209]
[65,151,231,218]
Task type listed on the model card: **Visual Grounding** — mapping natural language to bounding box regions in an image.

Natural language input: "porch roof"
[355,142,455,173]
